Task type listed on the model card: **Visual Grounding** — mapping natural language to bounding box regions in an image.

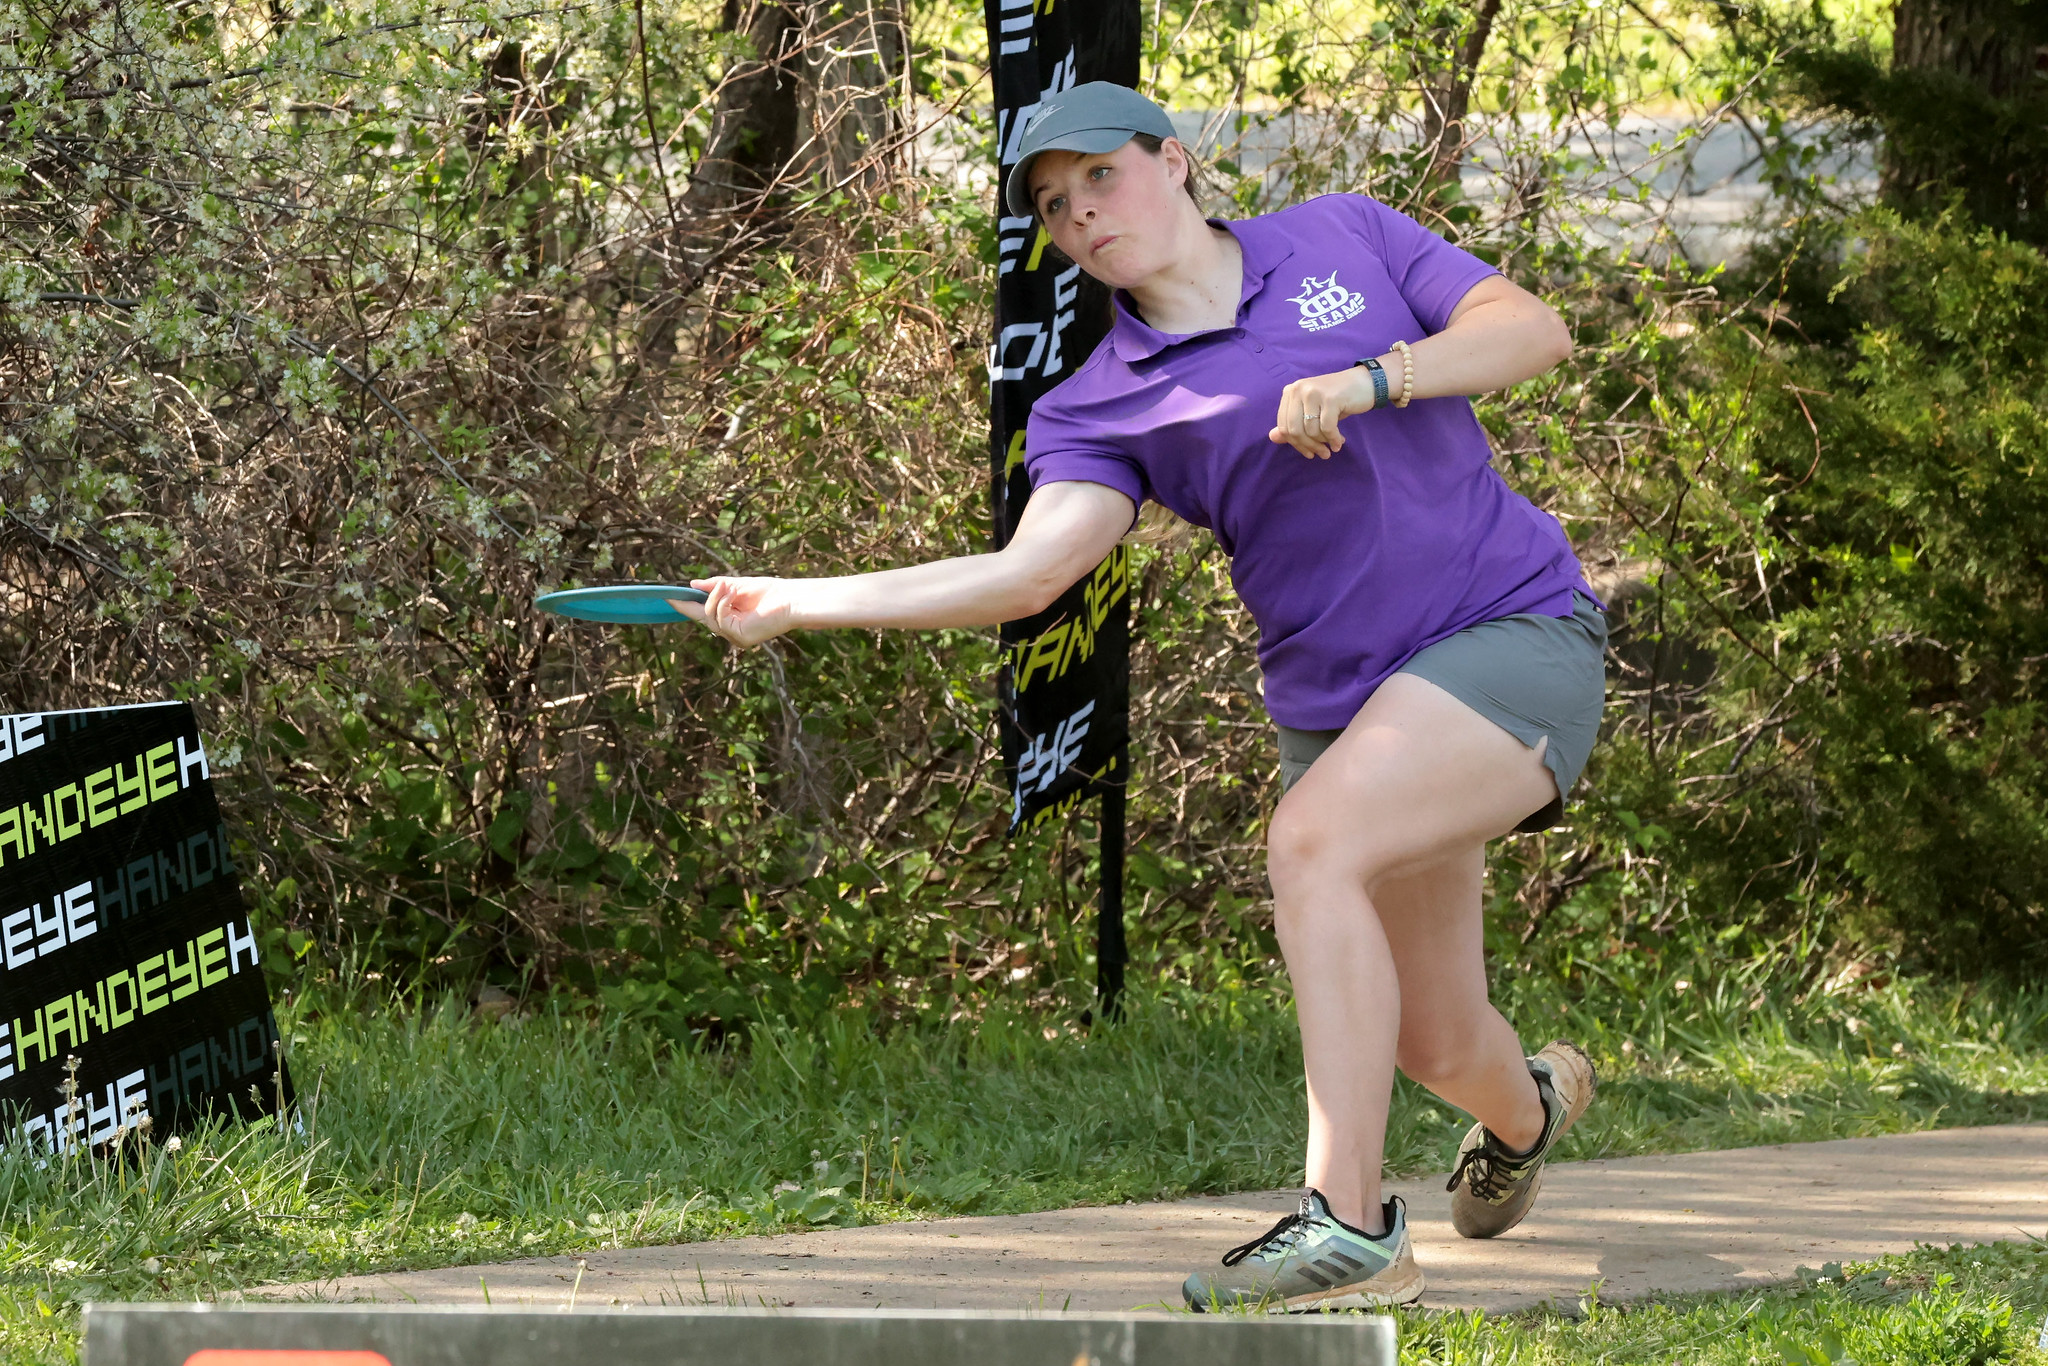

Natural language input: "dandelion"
[142,1258,162,1274]
[164,1136,183,1153]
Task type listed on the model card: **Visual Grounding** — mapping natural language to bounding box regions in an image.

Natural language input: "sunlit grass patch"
[1394,1238,2047,1364]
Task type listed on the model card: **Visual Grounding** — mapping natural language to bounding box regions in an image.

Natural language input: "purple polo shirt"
[1024,192,1593,731]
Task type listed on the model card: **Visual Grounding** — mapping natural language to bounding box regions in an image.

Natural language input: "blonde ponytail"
[1126,500,1197,549]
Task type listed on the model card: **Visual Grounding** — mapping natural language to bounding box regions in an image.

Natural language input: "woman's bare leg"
[1267,673,1555,1235]
[1375,848,1546,1153]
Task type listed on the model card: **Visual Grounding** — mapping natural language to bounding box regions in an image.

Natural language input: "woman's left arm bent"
[1270,275,1572,459]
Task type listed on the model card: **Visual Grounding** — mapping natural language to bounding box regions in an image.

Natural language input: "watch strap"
[1354,357,1390,408]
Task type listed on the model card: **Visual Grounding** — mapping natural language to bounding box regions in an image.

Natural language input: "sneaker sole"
[1272,1260,1425,1312]
[1535,1038,1597,1138]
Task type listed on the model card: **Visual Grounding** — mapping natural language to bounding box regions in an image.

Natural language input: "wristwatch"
[1354,357,1390,409]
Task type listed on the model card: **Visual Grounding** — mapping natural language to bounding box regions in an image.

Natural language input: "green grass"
[1392,1237,2048,1363]
[4,957,2047,1363]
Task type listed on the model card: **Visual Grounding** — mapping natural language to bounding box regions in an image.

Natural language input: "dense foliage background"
[3,0,2044,1032]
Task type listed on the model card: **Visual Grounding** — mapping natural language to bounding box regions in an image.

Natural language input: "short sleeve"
[1022,396,1148,513]
[1349,196,1498,334]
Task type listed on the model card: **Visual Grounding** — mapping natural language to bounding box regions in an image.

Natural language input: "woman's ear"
[1162,137,1191,190]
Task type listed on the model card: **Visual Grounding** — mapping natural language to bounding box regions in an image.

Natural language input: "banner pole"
[1097,779,1127,1020]
[981,0,1140,1021]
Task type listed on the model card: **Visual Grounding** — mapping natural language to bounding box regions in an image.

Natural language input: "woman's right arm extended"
[674,479,1136,649]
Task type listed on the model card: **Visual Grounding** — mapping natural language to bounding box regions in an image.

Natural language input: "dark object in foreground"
[0,702,290,1155]
[81,1303,1395,1365]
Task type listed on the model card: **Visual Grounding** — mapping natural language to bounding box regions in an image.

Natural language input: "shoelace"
[1445,1132,1542,1200]
[1219,1208,1315,1267]
[1449,1073,1559,1200]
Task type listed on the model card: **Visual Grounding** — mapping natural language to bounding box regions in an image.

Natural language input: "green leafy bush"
[1554,209,2048,974]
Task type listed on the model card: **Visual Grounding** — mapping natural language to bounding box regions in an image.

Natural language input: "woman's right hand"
[673,577,801,649]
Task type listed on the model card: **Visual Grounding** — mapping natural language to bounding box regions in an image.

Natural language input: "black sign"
[985,1,1141,832]
[0,702,288,1156]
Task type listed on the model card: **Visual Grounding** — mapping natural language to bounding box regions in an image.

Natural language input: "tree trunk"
[1418,0,1504,214]
[638,0,906,374]
[636,1,804,374]
[1893,0,2038,100]
[801,0,906,190]
[1882,0,2047,232]
[683,1,805,224]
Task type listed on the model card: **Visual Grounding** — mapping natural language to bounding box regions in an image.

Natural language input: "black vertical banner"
[986,0,1141,833]
[0,703,290,1156]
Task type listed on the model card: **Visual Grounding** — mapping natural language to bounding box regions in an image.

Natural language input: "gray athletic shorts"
[1276,591,1608,833]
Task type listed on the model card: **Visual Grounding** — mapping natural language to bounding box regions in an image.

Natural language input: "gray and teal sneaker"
[1446,1038,1597,1239]
[1183,1190,1423,1312]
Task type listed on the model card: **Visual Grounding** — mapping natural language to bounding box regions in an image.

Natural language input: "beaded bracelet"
[1390,340,1414,408]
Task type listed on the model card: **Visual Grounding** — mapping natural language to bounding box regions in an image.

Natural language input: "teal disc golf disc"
[535,585,708,624]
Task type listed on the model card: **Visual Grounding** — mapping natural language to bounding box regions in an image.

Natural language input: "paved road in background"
[925,108,1874,264]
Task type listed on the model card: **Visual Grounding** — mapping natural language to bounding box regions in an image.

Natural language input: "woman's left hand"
[1269,366,1378,460]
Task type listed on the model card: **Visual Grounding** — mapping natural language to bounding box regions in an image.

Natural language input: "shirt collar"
[1107,217,1297,363]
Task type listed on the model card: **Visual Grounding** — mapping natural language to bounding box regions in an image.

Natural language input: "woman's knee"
[1266,798,1326,884]
[1269,788,1390,889]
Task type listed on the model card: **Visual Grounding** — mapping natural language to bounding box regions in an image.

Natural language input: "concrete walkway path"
[285,1123,2048,1316]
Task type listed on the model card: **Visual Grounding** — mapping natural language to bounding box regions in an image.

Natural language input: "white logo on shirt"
[1289,271,1366,332]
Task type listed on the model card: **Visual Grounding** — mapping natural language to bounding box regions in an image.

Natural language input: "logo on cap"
[1289,271,1366,332]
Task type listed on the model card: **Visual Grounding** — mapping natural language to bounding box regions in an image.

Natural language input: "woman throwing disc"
[677,82,1604,1312]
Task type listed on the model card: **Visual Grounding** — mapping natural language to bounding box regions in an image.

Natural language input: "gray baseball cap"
[1003,81,1179,217]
